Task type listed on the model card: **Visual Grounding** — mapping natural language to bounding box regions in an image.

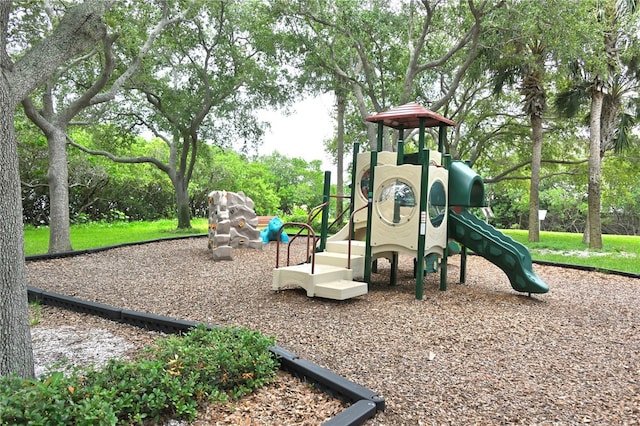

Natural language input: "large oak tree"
[1,0,110,378]
[19,1,190,253]
[70,0,291,229]
[280,0,502,150]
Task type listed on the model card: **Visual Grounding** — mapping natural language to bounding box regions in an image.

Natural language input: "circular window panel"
[376,180,416,225]
[359,168,371,200]
[428,180,446,227]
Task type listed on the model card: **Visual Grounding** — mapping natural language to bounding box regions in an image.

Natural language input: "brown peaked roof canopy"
[365,102,456,129]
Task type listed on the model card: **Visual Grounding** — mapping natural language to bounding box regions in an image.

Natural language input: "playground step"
[272,263,368,300]
[314,280,368,300]
[325,240,366,256]
[273,263,352,294]
[314,252,365,276]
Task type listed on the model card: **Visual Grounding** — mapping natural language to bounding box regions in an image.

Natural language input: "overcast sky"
[258,93,336,173]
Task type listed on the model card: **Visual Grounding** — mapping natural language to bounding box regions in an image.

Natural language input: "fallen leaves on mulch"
[193,371,347,425]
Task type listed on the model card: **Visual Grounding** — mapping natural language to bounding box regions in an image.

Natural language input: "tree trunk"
[47,128,73,253]
[336,89,345,220]
[587,90,604,249]
[0,90,35,379]
[528,114,543,242]
[22,99,74,254]
[1,0,108,379]
[351,82,377,148]
[174,175,191,229]
[582,217,590,244]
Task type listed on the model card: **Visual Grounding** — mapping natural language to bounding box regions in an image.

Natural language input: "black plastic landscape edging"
[26,286,384,426]
[532,260,640,279]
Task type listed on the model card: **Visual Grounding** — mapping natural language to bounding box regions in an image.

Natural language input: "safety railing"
[275,194,360,275]
[286,195,353,250]
[275,222,317,274]
[307,195,352,235]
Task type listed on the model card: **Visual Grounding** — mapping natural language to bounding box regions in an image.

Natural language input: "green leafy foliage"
[148,326,279,401]
[28,302,42,327]
[19,120,326,223]
[0,326,278,425]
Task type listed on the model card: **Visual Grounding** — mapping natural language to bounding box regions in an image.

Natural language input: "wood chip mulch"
[27,237,640,425]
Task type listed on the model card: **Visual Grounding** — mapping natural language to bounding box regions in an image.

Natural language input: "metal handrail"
[275,199,366,274]
[275,222,317,274]
[327,198,353,233]
[307,201,329,225]
[301,196,353,247]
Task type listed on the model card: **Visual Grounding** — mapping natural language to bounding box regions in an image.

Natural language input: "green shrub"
[0,325,278,425]
[283,205,323,233]
[29,301,42,326]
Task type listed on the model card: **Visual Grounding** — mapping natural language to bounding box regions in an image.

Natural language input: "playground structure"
[272,102,549,300]
[208,190,263,260]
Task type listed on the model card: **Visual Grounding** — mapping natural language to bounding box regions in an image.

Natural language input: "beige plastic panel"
[428,150,442,166]
[370,164,422,255]
[354,151,399,224]
[424,166,448,256]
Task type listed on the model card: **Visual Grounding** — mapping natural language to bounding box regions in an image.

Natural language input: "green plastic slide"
[448,209,549,294]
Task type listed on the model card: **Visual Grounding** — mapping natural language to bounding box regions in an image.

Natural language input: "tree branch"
[90,1,195,105]
[22,97,56,135]
[484,158,588,183]
[61,33,119,122]
[8,1,111,105]
[66,134,171,174]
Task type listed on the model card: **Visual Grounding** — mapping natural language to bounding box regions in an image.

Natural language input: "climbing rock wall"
[208,190,263,260]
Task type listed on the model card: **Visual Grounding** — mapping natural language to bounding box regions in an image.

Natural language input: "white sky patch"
[258,93,336,173]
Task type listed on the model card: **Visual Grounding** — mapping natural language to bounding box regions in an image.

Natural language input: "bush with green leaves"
[0,325,279,425]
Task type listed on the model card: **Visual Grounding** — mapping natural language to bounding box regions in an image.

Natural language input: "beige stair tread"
[276,262,346,274]
[325,240,366,255]
[315,251,364,260]
[314,280,368,300]
[314,251,365,276]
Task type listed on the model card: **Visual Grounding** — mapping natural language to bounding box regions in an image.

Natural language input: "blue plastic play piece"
[260,217,290,243]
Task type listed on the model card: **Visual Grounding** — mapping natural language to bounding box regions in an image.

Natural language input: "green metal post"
[397,128,405,165]
[415,118,428,300]
[319,171,331,252]
[459,158,468,283]
[438,123,446,154]
[418,123,426,164]
[460,244,467,284]
[365,124,384,285]
[440,154,452,291]
[391,127,404,286]
[390,252,398,286]
[364,150,378,285]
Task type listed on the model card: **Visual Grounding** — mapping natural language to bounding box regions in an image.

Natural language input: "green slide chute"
[448,209,549,294]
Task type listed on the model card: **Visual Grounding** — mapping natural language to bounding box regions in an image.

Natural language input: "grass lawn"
[24,220,639,275]
[24,218,208,256]
[502,230,640,275]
